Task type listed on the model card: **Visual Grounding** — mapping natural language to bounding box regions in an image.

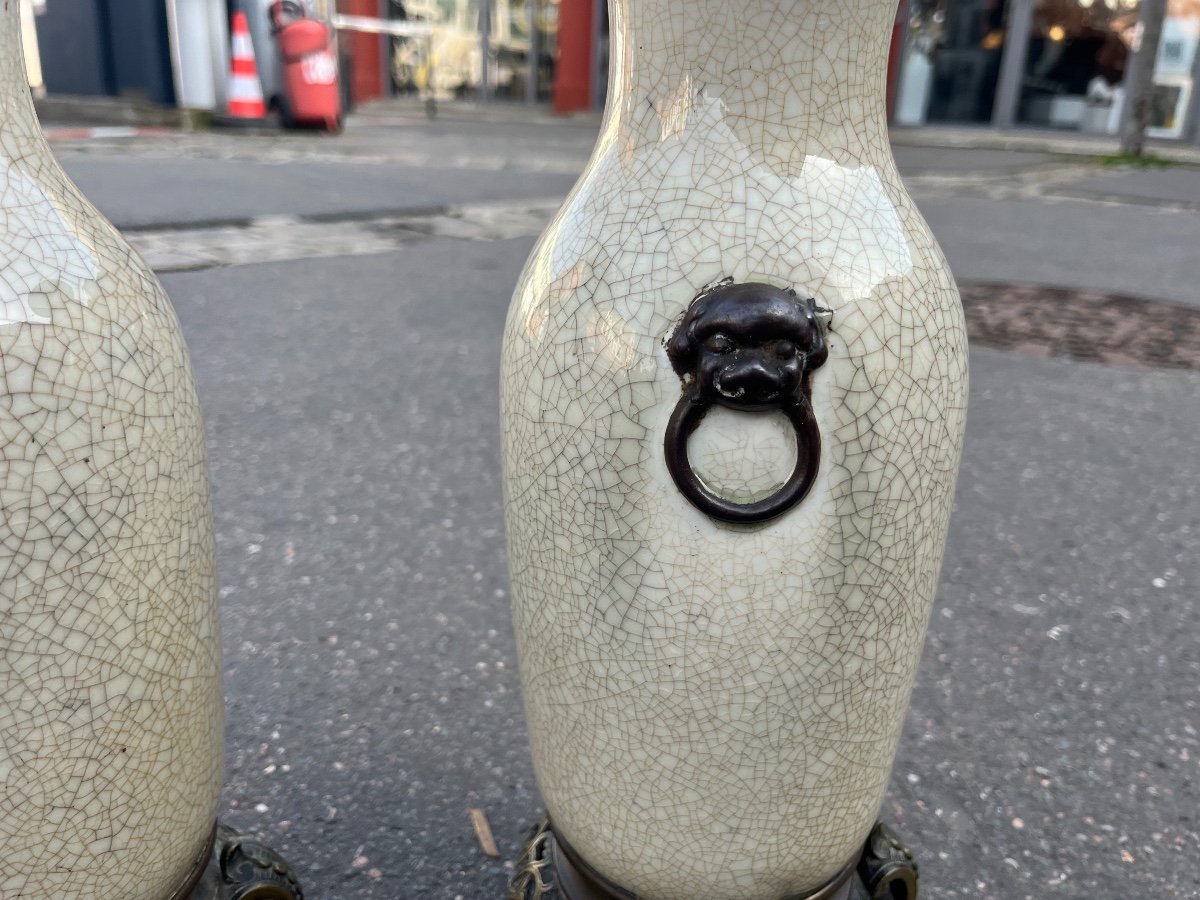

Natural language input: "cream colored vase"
[0,10,222,899]
[500,1,968,898]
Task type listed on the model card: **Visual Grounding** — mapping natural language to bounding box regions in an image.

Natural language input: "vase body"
[0,12,222,899]
[500,1,968,898]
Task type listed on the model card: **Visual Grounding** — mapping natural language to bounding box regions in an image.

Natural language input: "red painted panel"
[887,0,908,121]
[337,0,383,104]
[553,0,594,114]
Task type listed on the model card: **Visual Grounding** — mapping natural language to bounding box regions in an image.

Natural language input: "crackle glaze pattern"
[500,1,967,897]
[0,11,221,898]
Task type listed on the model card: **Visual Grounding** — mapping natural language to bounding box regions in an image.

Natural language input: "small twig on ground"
[468,807,500,858]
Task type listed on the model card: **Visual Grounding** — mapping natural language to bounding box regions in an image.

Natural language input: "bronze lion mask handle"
[664,279,829,525]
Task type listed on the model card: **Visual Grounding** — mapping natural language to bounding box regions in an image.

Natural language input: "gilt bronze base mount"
[506,818,917,900]
[175,821,304,900]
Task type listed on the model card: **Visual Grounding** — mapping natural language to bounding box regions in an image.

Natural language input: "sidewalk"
[306,95,1200,166]
[41,90,1200,165]
[891,123,1200,166]
[358,96,1200,163]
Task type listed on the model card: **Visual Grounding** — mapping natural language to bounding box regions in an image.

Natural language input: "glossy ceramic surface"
[0,11,222,898]
[500,1,968,897]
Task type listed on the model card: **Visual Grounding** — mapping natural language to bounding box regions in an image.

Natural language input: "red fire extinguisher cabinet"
[272,2,342,132]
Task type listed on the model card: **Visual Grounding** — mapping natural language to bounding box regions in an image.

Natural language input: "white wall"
[166,0,230,111]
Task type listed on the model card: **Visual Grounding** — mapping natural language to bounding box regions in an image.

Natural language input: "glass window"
[1148,0,1200,136]
[922,0,1011,123]
[388,0,560,102]
[1018,0,1140,129]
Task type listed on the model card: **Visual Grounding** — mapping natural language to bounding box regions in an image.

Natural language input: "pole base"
[180,822,304,900]
[506,818,918,900]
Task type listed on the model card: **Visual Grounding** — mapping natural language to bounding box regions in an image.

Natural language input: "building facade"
[34,0,178,105]
[25,0,1200,144]
[893,0,1200,142]
[345,0,604,112]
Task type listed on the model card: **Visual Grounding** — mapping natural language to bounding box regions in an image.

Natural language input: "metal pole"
[379,0,391,97]
[992,0,1034,129]
[207,0,230,111]
[479,0,492,102]
[525,0,537,104]
[1120,0,1168,155]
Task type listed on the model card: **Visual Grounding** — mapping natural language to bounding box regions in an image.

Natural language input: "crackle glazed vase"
[500,0,968,898]
[0,9,222,899]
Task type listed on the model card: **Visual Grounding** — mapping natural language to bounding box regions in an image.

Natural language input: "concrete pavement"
[44,110,1200,898]
[51,114,1200,308]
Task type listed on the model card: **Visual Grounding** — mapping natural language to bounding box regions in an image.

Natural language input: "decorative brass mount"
[507,818,917,900]
[175,822,304,900]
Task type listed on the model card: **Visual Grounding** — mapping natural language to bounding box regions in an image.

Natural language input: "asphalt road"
[59,155,578,229]
[159,242,1198,899]
[55,121,1200,309]
[48,113,1200,898]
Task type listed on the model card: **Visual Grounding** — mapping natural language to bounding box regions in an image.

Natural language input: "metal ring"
[664,392,821,524]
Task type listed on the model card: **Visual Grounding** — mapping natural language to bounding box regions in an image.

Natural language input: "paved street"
[48,108,1200,899]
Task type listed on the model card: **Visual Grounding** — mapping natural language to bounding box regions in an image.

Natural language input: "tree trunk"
[1120,0,1168,156]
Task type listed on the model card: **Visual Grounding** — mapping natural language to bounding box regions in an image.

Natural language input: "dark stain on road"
[960,281,1200,371]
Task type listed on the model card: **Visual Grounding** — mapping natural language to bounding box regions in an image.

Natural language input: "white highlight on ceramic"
[501,1,967,898]
[0,162,101,324]
[0,10,222,898]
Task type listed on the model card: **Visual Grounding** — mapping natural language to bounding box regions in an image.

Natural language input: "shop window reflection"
[1016,0,1199,134]
[387,0,560,102]
[1018,0,1139,128]
[919,0,1010,124]
[492,0,559,101]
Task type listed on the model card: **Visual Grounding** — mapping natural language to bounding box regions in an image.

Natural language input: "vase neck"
[0,2,42,145]
[604,0,896,171]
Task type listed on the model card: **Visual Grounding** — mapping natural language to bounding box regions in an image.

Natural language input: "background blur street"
[47,106,1200,899]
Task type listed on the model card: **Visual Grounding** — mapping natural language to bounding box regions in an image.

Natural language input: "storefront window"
[928,0,1010,122]
[1018,0,1139,129]
[388,0,559,101]
[1149,0,1200,137]
[491,0,530,99]
[491,0,558,101]
[894,0,1200,137]
[532,0,560,101]
[1014,0,1200,135]
[894,0,1009,125]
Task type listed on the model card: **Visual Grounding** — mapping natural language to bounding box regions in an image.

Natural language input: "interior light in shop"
[1105,0,1118,9]
[1078,0,1094,7]
[1048,24,1066,40]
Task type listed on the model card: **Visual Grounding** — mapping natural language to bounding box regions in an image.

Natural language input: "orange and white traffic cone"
[226,11,267,120]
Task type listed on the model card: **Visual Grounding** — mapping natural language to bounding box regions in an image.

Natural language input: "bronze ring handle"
[664,392,821,525]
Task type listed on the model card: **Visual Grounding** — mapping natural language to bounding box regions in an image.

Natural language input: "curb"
[43,126,175,141]
[890,125,1200,165]
[34,94,183,128]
